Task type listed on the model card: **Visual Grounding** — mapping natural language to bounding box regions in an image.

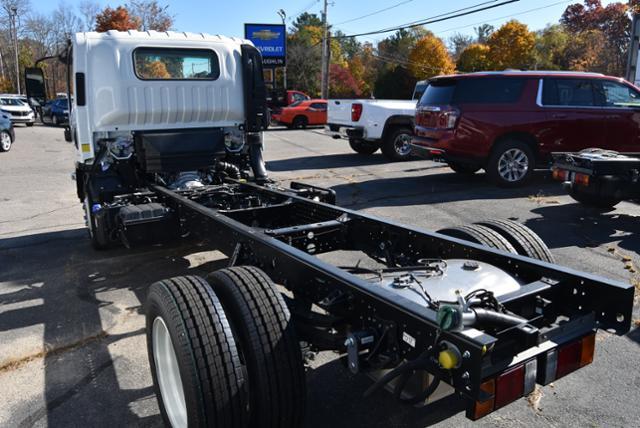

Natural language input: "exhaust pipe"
[247,132,269,183]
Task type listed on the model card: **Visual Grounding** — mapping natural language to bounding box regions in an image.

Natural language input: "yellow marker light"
[81,143,91,153]
[438,349,459,369]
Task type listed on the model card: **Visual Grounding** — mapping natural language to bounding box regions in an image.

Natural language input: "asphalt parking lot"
[1,124,639,428]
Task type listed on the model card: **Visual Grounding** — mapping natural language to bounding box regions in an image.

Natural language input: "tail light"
[469,333,596,420]
[552,167,569,182]
[351,103,363,122]
[573,173,590,186]
[436,109,460,129]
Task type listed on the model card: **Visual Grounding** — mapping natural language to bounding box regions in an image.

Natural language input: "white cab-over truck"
[325,80,427,161]
[24,32,634,428]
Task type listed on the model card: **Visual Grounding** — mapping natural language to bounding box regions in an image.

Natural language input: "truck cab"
[26,30,269,249]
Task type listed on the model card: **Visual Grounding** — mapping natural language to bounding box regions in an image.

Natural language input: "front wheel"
[26,122,34,127]
[487,140,535,187]
[0,131,12,152]
[349,138,379,155]
[381,127,413,161]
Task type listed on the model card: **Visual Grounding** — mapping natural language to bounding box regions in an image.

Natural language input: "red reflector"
[470,378,495,420]
[552,168,568,182]
[351,103,363,122]
[574,173,590,186]
[556,340,582,379]
[428,149,445,155]
[495,365,524,409]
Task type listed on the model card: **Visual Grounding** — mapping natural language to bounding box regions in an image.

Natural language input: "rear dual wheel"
[146,267,306,428]
[438,219,553,262]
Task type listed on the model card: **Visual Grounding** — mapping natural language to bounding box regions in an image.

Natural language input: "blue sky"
[33,0,621,44]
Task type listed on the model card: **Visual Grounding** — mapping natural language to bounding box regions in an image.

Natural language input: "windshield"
[0,98,25,106]
[412,83,428,100]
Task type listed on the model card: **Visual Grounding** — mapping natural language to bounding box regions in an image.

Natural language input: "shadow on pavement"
[0,228,226,427]
[306,358,465,428]
[267,152,392,172]
[526,203,640,253]
[330,169,563,209]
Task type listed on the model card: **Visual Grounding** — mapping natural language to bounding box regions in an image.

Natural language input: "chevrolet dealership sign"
[244,23,286,67]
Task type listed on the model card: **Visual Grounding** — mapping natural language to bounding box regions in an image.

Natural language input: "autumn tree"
[407,33,455,80]
[534,24,569,70]
[486,20,535,69]
[329,64,361,98]
[449,32,473,60]
[474,24,494,44]
[95,6,140,32]
[127,0,173,31]
[561,0,632,76]
[457,43,492,72]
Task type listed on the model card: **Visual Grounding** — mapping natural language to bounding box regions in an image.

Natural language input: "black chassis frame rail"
[552,152,640,176]
[149,179,634,403]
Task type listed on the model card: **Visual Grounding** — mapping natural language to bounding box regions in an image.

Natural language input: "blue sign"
[244,23,286,67]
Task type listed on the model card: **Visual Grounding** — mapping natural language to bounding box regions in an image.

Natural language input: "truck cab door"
[24,67,47,115]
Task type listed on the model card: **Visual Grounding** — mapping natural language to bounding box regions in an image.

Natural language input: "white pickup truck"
[325,81,427,161]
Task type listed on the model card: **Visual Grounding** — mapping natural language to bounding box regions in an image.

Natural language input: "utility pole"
[10,6,20,94]
[320,0,329,99]
[277,9,287,89]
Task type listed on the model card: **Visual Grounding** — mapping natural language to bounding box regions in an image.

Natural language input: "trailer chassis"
[128,177,635,420]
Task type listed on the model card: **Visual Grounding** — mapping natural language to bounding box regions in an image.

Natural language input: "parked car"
[41,97,69,126]
[412,70,640,186]
[0,111,15,152]
[272,99,327,129]
[325,81,424,161]
[266,89,310,126]
[0,96,35,126]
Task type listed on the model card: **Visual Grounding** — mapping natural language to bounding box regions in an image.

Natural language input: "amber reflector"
[580,333,596,368]
[471,379,495,420]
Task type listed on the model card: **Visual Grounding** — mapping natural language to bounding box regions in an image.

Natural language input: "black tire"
[0,130,12,152]
[146,276,248,428]
[207,266,306,428]
[83,196,109,250]
[349,138,379,155]
[381,126,413,161]
[448,161,481,175]
[292,116,308,129]
[26,122,34,127]
[437,224,518,253]
[486,139,535,187]
[569,186,621,209]
[475,219,555,263]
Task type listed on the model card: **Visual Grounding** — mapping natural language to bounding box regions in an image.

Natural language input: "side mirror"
[25,67,47,106]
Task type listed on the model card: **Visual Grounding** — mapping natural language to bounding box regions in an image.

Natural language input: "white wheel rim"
[153,317,187,428]
[394,133,412,156]
[498,148,529,182]
[1,132,10,150]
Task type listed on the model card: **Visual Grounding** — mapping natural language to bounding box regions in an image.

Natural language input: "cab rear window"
[133,48,220,80]
[420,78,525,105]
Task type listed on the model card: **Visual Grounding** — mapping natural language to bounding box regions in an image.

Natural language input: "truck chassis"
[127,174,633,424]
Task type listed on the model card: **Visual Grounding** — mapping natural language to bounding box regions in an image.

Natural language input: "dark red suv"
[412,71,640,186]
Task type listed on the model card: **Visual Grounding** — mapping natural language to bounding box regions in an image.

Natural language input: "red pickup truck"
[412,71,640,187]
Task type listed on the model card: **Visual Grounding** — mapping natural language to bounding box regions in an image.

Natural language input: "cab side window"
[599,81,640,108]
[310,102,327,110]
[542,79,596,107]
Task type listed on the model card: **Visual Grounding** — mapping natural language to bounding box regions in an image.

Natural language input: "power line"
[433,0,575,36]
[334,0,416,26]
[332,0,520,39]
[288,0,321,23]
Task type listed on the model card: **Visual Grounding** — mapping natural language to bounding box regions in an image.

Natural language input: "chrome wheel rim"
[498,148,529,182]
[1,132,10,151]
[153,317,187,428]
[394,133,412,156]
